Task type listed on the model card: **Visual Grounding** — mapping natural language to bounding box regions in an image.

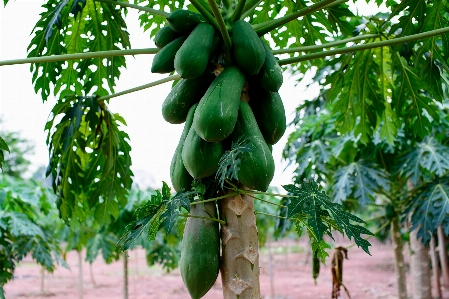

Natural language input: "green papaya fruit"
[182,124,224,179]
[167,10,205,34]
[231,101,275,191]
[170,104,196,192]
[151,36,186,74]
[154,26,182,49]
[385,204,396,220]
[250,89,286,145]
[257,41,283,92]
[193,66,245,142]
[180,201,220,299]
[174,23,215,79]
[162,72,214,124]
[231,20,265,75]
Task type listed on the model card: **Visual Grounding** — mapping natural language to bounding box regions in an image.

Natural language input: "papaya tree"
[1,0,449,298]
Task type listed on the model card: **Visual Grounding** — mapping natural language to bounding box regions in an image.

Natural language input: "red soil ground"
[4,239,449,299]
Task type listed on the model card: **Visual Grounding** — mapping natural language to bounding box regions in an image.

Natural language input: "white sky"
[0,0,320,189]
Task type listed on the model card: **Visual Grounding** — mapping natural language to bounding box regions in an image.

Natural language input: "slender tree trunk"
[78,250,83,299]
[40,267,45,293]
[267,236,275,298]
[437,226,449,287]
[124,252,129,299]
[219,191,261,299]
[391,217,408,299]
[89,263,97,287]
[410,228,432,299]
[430,235,442,298]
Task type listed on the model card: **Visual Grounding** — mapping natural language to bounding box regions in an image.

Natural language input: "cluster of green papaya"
[151,9,287,299]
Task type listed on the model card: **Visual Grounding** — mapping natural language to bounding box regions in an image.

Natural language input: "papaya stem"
[238,188,293,198]
[254,0,346,36]
[240,0,262,19]
[272,34,379,54]
[179,213,226,225]
[97,74,181,101]
[364,214,387,223]
[0,48,159,67]
[222,0,232,10]
[207,0,233,60]
[94,0,169,17]
[345,220,390,249]
[230,0,246,23]
[255,211,288,219]
[190,192,240,205]
[344,198,385,207]
[190,0,220,32]
[278,26,449,66]
[245,193,287,208]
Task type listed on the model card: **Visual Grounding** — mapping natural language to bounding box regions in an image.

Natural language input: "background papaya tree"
[1,0,449,298]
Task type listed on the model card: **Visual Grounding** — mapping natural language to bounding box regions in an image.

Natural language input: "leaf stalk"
[245,193,287,208]
[179,213,226,225]
[230,0,247,23]
[0,48,159,67]
[189,0,220,32]
[254,0,347,36]
[279,27,449,66]
[255,211,288,219]
[272,34,379,54]
[94,0,169,17]
[190,192,240,205]
[241,0,262,19]
[97,74,181,101]
[207,0,233,60]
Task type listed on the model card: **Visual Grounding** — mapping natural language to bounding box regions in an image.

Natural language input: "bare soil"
[5,239,448,299]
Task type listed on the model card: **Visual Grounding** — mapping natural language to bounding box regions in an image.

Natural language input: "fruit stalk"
[219,189,261,299]
[207,0,233,60]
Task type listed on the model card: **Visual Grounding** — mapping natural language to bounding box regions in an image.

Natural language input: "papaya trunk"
[437,226,449,287]
[409,227,432,299]
[123,252,129,299]
[219,190,261,299]
[89,263,97,287]
[78,250,83,299]
[429,235,442,298]
[391,217,407,299]
[40,267,45,293]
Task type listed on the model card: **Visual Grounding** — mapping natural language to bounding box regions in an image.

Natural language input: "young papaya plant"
[1,0,449,298]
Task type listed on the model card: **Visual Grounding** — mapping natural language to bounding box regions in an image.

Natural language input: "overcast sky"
[0,0,320,189]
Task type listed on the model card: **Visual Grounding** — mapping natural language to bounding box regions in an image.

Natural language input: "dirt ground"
[4,239,449,299]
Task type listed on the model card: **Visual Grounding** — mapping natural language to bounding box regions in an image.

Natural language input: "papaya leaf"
[86,232,119,264]
[408,182,449,244]
[28,0,130,100]
[215,136,253,189]
[160,189,196,235]
[284,181,373,254]
[398,137,449,184]
[333,161,390,207]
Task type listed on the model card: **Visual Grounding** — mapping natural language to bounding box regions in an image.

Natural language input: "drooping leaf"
[333,161,390,207]
[215,136,254,189]
[408,182,449,244]
[284,181,373,254]
[160,189,195,236]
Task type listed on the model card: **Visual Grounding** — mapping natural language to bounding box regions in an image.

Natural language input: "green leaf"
[409,182,449,244]
[86,232,119,264]
[284,181,373,254]
[398,137,449,184]
[333,161,390,207]
[160,190,195,236]
[28,0,130,101]
[215,136,254,189]
[0,137,10,153]
[392,53,438,138]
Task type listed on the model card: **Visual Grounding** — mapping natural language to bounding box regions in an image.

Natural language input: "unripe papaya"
[154,26,182,49]
[175,23,215,79]
[151,36,186,74]
[180,201,220,299]
[162,72,214,124]
[193,66,245,142]
[249,89,286,145]
[170,104,196,192]
[257,41,283,92]
[385,204,396,220]
[231,20,265,75]
[231,101,275,191]
[167,10,205,34]
[182,124,224,179]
